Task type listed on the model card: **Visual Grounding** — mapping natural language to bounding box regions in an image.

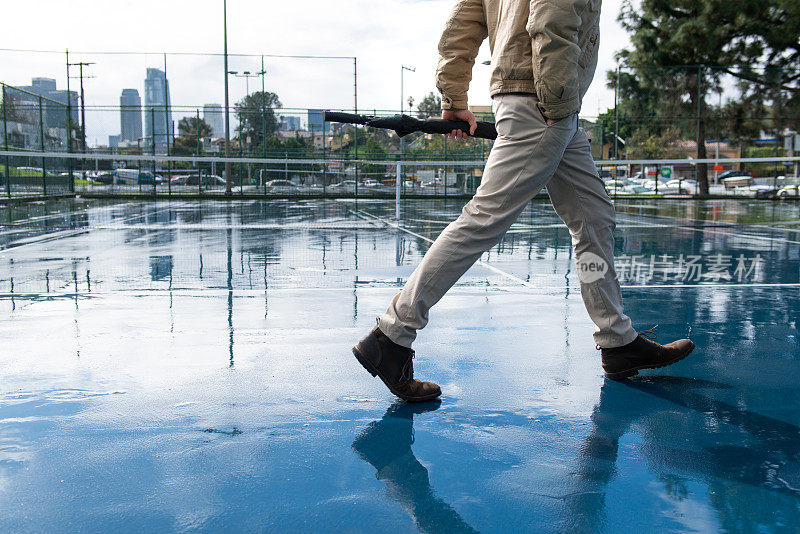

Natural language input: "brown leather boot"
[601,328,695,380]
[353,324,442,402]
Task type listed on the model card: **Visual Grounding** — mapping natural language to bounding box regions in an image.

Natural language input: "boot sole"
[605,341,695,380]
[352,345,442,403]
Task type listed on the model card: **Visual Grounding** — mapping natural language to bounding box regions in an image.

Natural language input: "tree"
[173,116,212,155]
[349,136,387,177]
[234,91,282,149]
[416,92,442,119]
[613,0,799,194]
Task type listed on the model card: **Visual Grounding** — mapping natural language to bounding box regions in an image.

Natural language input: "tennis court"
[1,197,799,531]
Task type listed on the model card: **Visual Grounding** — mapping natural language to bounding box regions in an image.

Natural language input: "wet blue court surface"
[0,198,799,532]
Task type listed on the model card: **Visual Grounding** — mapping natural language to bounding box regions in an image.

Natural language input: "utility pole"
[65,49,74,191]
[223,0,232,195]
[67,60,95,164]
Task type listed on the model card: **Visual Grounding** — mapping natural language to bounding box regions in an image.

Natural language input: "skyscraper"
[143,68,173,151]
[307,109,324,132]
[120,89,142,143]
[203,103,224,138]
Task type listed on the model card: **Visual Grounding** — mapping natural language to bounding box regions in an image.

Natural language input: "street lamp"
[398,65,415,218]
[400,65,415,115]
[229,70,261,96]
[223,0,231,195]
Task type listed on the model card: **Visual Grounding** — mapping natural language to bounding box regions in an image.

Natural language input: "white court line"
[614,210,800,244]
[0,202,191,254]
[0,223,383,232]
[669,222,800,246]
[352,209,537,289]
[404,217,669,229]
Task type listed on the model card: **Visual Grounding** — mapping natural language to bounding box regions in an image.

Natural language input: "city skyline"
[0,0,631,146]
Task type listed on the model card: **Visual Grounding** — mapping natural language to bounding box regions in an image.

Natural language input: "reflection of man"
[352,402,478,534]
[353,0,694,402]
[568,378,800,531]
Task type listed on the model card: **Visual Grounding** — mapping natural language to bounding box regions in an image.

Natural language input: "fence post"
[151,107,156,195]
[38,96,47,195]
[775,67,782,194]
[322,119,327,194]
[196,108,201,195]
[2,85,10,198]
[395,159,401,219]
[64,50,74,193]
[443,134,448,197]
[614,64,620,161]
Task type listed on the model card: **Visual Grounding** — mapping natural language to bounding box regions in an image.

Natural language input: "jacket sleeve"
[435,0,488,111]
[527,0,588,120]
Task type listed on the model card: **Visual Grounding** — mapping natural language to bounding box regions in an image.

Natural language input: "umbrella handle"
[420,119,497,140]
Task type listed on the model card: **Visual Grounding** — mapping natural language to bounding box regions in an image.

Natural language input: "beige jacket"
[435,0,601,120]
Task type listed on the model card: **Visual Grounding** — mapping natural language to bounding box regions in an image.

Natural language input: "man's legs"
[378,93,576,347]
[544,128,638,348]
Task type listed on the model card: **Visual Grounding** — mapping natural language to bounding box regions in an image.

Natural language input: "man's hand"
[442,109,477,139]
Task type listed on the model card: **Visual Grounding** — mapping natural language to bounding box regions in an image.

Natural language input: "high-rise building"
[143,68,173,151]
[120,89,142,143]
[280,115,301,131]
[203,103,224,138]
[307,109,324,132]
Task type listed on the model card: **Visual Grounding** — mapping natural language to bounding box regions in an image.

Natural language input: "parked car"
[665,179,695,194]
[114,169,162,185]
[604,179,628,190]
[733,184,779,198]
[91,171,125,185]
[777,184,800,197]
[718,170,752,182]
[623,185,656,195]
[722,176,755,190]
[363,179,381,187]
[173,174,226,187]
[264,179,300,192]
[92,171,118,184]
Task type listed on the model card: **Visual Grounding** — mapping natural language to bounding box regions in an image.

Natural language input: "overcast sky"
[2,0,630,144]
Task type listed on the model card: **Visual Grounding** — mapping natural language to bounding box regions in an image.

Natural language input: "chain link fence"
[585,65,799,196]
[2,50,799,200]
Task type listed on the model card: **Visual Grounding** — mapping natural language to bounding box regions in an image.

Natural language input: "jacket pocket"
[577,27,599,69]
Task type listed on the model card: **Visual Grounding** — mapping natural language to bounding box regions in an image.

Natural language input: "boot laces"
[597,325,659,351]
[400,350,415,383]
[638,325,659,341]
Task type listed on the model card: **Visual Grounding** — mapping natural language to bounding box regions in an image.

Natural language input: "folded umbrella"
[324,111,497,140]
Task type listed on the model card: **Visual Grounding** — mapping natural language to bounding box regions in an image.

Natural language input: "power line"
[0,47,354,60]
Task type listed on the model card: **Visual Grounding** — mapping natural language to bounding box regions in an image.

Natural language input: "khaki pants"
[378,93,637,349]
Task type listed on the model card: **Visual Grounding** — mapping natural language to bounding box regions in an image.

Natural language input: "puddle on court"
[0,198,799,531]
